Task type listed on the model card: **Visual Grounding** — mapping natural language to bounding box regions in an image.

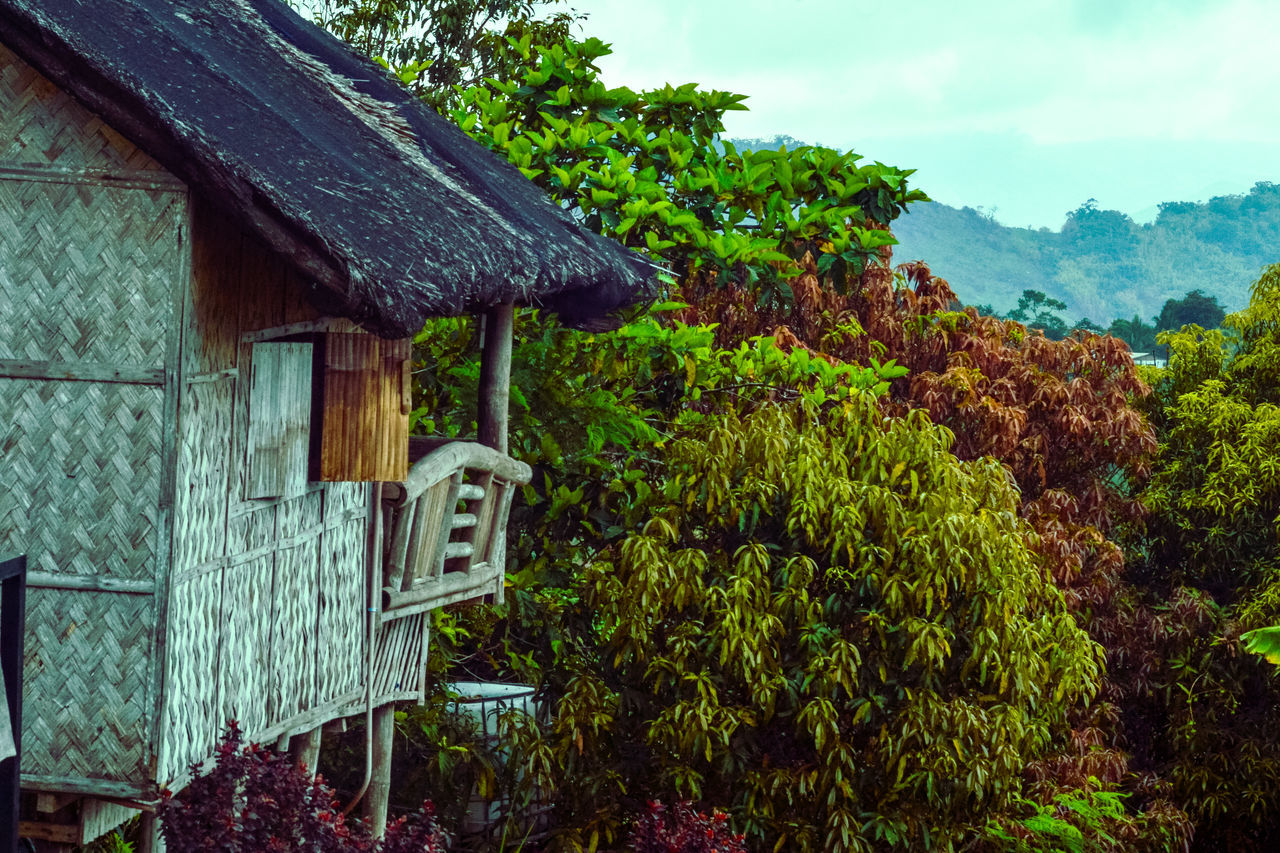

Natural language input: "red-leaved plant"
[158,721,447,852]
[629,800,747,853]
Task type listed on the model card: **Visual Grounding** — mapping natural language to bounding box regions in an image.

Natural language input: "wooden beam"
[477,303,514,455]
[0,360,164,385]
[17,821,78,843]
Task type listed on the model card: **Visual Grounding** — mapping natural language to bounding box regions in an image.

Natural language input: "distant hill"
[890,183,1280,325]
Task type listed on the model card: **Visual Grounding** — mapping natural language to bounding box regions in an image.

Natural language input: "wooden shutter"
[318,333,411,482]
[246,341,313,498]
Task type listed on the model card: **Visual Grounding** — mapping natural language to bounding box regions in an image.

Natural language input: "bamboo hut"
[0,0,652,847]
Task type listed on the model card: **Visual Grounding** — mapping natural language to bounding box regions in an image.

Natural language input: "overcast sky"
[565,0,1280,229]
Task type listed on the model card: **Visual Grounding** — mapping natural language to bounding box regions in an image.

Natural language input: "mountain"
[889,182,1280,325]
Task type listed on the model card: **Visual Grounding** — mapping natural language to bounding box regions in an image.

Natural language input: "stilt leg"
[137,810,164,853]
[289,726,323,781]
[363,704,395,838]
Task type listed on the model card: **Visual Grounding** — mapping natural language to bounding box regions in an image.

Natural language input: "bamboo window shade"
[318,333,412,483]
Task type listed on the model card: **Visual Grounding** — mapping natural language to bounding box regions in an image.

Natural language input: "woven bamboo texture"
[172,379,233,577]
[272,492,324,720]
[0,380,163,579]
[0,177,182,364]
[318,513,366,702]
[372,612,428,703]
[160,209,374,784]
[161,571,223,779]
[0,43,164,172]
[23,588,153,780]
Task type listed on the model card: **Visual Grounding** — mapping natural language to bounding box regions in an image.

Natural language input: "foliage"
[1127,264,1280,849]
[1242,626,1280,667]
[1104,315,1160,357]
[1006,289,1071,340]
[449,35,925,308]
[1156,290,1226,334]
[678,256,1190,846]
[158,722,447,852]
[306,7,1170,851]
[982,783,1189,853]
[303,0,575,106]
[511,398,1102,852]
[630,801,747,853]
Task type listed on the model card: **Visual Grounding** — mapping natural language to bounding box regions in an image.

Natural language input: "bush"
[630,801,747,853]
[158,722,447,852]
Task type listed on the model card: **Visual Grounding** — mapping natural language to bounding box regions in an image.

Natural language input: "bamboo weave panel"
[0,380,162,579]
[218,553,274,741]
[0,43,164,172]
[173,379,232,576]
[270,493,323,720]
[0,177,182,364]
[371,613,427,703]
[159,571,223,783]
[317,514,365,704]
[22,588,153,782]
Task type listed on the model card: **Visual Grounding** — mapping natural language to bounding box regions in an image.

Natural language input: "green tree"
[1130,264,1280,850]
[304,0,575,105]
[1106,314,1160,356]
[1155,289,1227,333]
[1007,289,1070,339]
[527,397,1102,852]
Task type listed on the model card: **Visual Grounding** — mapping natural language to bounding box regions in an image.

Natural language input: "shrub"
[630,801,747,853]
[158,721,447,852]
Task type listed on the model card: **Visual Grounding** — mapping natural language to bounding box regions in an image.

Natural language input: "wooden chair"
[378,440,532,617]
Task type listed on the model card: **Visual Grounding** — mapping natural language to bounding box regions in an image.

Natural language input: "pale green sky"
[566,0,1280,229]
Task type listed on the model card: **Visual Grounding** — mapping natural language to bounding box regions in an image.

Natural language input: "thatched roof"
[0,0,655,336]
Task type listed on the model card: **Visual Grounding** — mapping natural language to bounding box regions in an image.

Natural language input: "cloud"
[571,0,1280,226]
[579,0,1280,145]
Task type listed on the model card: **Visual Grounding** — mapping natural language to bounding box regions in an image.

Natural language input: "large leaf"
[1242,626,1280,667]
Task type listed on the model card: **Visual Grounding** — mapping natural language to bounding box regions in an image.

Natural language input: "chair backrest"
[379,442,531,615]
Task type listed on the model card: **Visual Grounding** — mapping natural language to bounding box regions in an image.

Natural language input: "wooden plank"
[246,342,313,499]
[241,318,357,344]
[0,360,164,384]
[238,234,287,334]
[283,267,324,324]
[0,165,184,191]
[382,562,503,612]
[25,573,152,595]
[18,821,78,843]
[18,775,157,801]
[35,792,79,814]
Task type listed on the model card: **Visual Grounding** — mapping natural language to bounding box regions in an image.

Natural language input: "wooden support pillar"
[137,810,164,853]
[289,726,323,780]
[363,704,396,838]
[477,302,514,454]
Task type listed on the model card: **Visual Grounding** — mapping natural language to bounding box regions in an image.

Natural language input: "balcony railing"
[378,440,532,618]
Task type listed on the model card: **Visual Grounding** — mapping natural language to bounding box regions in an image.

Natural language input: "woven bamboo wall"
[0,44,183,795]
[2,39,397,799]
[158,201,371,783]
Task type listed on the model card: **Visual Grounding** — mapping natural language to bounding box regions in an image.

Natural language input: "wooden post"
[289,726,323,781]
[137,810,164,853]
[363,704,396,838]
[477,302,514,454]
